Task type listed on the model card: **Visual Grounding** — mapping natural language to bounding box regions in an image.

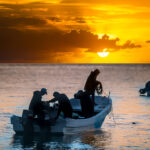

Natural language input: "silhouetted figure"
[29,88,47,124]
[84,69,103,104]
[74,90,94,118]
[139,81,150,96]
[49,92,72,120]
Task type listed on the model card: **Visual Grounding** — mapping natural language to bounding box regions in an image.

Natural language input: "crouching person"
[74,90,94,118]
[49,92,72,120]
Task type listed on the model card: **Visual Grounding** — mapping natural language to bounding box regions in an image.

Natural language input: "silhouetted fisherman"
[139,81,150,96]
[74,90,94,118]
[49,92,72,120]
[29,88,47,124]
[84,69,103,105]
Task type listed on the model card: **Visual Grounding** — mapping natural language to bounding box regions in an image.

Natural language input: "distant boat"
[11,96,112,134]
[139,81,150,97]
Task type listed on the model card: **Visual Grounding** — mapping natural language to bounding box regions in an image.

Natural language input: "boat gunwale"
[65,97,112,122]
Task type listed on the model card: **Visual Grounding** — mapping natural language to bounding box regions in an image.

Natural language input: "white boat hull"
[11,96,112,134]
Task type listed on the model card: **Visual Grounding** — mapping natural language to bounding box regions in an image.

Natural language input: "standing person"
[49,92,72,120]
[84,69,103,105]
[29,88,47,120]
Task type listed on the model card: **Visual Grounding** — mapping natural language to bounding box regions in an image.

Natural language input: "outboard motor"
[22,110,33,125]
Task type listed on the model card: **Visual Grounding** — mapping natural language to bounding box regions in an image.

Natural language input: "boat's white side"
[66,98,112,128]
[11,96,112,134]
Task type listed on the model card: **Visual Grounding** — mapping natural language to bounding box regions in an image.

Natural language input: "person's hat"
[41,88,47,94]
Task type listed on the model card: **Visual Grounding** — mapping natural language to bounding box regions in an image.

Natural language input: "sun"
[97,48,109,57]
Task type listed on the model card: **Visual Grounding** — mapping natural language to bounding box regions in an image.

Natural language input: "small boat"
[11,96,112,134]
[139,81,150,97]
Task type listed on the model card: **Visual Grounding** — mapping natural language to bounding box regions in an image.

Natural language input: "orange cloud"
[0,0,149,63]
[61,0,150,7]
[0,16,47,28]
[0,27,142,62]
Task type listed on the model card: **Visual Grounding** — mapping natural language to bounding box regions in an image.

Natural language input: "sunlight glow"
[97,48,109,57]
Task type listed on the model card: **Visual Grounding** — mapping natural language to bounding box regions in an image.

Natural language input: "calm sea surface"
[0,64,150,150]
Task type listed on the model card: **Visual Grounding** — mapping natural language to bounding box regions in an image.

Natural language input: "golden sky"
[0,0,150,63]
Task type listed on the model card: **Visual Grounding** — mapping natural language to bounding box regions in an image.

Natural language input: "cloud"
[0,2,143,62]
[108,40,141,52]
[119,40,141,49]
[0,28,142,62]
[0,3,87,29]
[73,17,86,23]
[65,31,141,52]
[48,17,62,22]
[61,0,150,7]
[146,40,150,43]
[0,16,47,28]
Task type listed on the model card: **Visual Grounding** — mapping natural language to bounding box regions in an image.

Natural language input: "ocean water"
[0,64,150,150]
